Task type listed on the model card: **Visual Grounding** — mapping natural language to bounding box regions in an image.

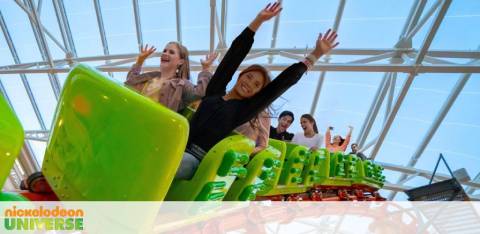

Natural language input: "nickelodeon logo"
[3,206,84,231]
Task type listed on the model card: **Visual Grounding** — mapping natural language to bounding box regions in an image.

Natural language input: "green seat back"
[0,94,24,188]
[302,148,330,186]
[165,135,254,201]
[224,145,282,201]
[278,143,308,186]
[42,64,189,200]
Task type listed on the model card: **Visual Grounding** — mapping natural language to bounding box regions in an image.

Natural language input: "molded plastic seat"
[165,135,254,201]
[278,143,308,186]
[0,94,24,189]
[224,145,282,201]
[42,64,189,201]
[302,148,330,187]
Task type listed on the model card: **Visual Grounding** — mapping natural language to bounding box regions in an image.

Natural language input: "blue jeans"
[174,152,200,180]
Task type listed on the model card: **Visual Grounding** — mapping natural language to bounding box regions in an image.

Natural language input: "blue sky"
[0,0,479,200]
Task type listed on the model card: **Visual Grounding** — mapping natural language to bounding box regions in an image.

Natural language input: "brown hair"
[301,114,318,134]
[239,64,272,129]
[167,41,190,80]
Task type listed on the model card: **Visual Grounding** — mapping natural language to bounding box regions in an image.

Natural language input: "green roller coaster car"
[0,93,24,189]
[0,64,386,201]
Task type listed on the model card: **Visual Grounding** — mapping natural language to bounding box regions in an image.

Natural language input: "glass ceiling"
[0,0,479,200]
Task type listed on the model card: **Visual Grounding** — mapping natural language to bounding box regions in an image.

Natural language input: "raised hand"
[257,2,282,22]
[137,44,156,63]
[313,29,339,57]
[249,2,282,32]
[200,52,219,71]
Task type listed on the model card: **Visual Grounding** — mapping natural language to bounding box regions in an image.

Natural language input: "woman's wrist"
[248,16,264,32]
[136,57,145,65]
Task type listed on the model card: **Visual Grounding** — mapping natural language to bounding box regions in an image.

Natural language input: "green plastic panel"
[0,192,29,201]
[165,135,254,201]
[256,139,286,196]
[224,145,282,201]
[42,64,189,201]
[329,152,346,178]
[278,143,308,186]
[0,94,24,189]
[302,149,331,187]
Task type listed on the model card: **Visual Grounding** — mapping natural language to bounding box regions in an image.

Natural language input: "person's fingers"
[270,2,278,11]
[264,3,271,11]
[332,42,340,49]
[274,7,283,15]
[323,29,331,40]
[330,33,338,43]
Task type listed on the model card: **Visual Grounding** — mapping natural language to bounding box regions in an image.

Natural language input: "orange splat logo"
[72,95,91,116]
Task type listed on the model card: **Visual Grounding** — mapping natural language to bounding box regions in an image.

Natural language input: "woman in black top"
[175,2,339,179]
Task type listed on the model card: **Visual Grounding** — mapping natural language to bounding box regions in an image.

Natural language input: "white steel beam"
[209,0,215,52]
[389,56,478,199]
[132,0,143,51]
[309,0,346,115]
[405,0,443,41]
[0,10,47,130]
[268,0,282,64]
[357,73,392,148]
[370,0,452,160]
[1,63,479,74]
[356,0,427,148]
[220,0,227,48]
[52,0,77,57]
[1,48,478,71]
[22,0,62,98]
[175,0,182,43]
[378,161,480,190]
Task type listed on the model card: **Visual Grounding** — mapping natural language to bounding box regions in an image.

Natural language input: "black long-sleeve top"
[187,27,308,158]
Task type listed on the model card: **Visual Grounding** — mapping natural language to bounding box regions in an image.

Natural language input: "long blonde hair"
[167,41,190,80]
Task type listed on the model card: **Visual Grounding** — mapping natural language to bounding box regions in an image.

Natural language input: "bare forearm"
[248,16,264,32]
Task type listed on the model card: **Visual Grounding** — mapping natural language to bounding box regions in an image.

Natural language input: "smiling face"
[232,70,266,99]
[300,117,314,133]
[277,115,293,132]
[160,43,184,71]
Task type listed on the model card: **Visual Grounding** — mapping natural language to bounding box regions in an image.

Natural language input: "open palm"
[138,44,156,62]
[257,2,282,22]
[200,52,219,69]
[315,29,339,56]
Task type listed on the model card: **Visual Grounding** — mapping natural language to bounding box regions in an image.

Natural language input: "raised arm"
[205,2,282,97]
[325,128,332,148]
[340,126,353,152]
[125,44,158,86]
[238,29,339,124]
[181,52,218,104]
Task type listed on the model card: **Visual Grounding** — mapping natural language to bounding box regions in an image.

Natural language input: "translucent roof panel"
[101,0,138,54]
[63,0,103,57]
[226,0,275,48]
[1,1,43,63]
[138,0,177,51]
[275,0,338,49]
[416,0,480,51]
[339,0,415,48]
[1,0,480,199]
[181,0,211,50]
